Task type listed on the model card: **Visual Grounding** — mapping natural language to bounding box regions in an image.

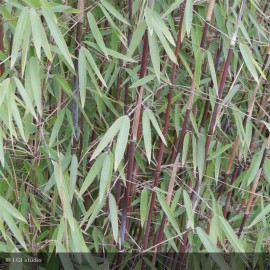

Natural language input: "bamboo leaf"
[42,7,74,69]
[220,217,245,253]
[148,31,160,82]
[79,154,106,196]
[183,190,194,229]
[142,110,152,163]
[87,11,109,59]
[114,116,130,171]
[101,0,130,25]
[140,189,148,228]
[197,227,229,270]
[239,43,259,83]
[78,48,87,108]
[29,58,42,116]
[10,7,29,68]
[30,8,42,59]
[156,192,181,235]
[91,116,128,160]
[49,109,65,147]
[146,109,167,146]
[99,153,111,203]
[109,194,118,243]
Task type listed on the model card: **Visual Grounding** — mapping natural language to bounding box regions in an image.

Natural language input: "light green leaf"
[0,209,27,251]
[197,227,229,270]
[127,21,146,58]
[151,9,175,46]
[114,116,130,171]
[83,47,107,88]
[99,154,111,203]
[220,217,245,253]
[79,154,106,196]
[30,8,41,59]
[11,7,29,68]
[91,116,128,160]
[185,0,193,36]
[249,204,270,228]
[148,31,160,81]
[142,110,152,163]
[78,48,87,108]
[0,196,27,223]
[183,190,194,229]
[29,58,42,116]
[239,43,258,83]
[130,74,156,88]
[69,155,78,202]
[109,194,118,243]
[140,189,148,228]
[49,109,65,147]
[146,109,167,146]
[42,7,74,69]
[101,0,130,25]
[87,11,108,59]
[157,192,181,235]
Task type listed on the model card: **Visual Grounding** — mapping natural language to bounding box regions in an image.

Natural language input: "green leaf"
[29,58,42,116]
[142,110,152,163]
[0,196,27,223]
[239,43,258,83]
[0,209,27,251]
[130,74,156,88]
[146,109,167,146]
[49,109,65,147]
[78,48,87,108]
[197,134,206,181]
[10,7,29,68]
[13,77,37,120]
[109,194,118,243]
[83,47,107,88]
[185,0,193,36]
[79,154,106,196]
[69,155,78,202]
[127,21,146,58]
[30,8,41,59]
[207,51,218,95]
[114,116,130,171]
[162,0,184,18]
[140,189,148,228]
[101,0,130,25]
[151,9,175,46]
[107,48,136,62]
[220,217,245,253]
[249,204,270,228]
[183,190,194,229]
[156,192,181,235]
[42,7,74,69]
[91,116,128,160]
[196,227,229,270]
[154,25,177,64]
[148,31,160,81]
[99,154,111,203]
[53,161,74,230]
[87,11,109,59]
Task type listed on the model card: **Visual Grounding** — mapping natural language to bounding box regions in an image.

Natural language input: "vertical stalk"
[72,0,84,155]
[119,32,149,248]
[142,0,187,250]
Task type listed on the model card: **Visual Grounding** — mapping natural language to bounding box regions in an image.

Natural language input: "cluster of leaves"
[0,0,270,268]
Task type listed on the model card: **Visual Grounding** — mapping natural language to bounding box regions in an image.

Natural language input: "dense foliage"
[0,0,269,268]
